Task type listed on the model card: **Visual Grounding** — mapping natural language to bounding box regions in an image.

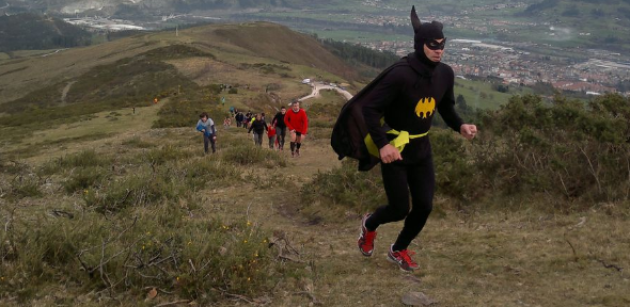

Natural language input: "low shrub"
[223,145,287,168]
[307,101,343,118]
[84,173,183,213]
[0,204,279,304]
[309,119,335,129]
[306,127,332,141]
[39,149,111,175]
[9,176,43,199]
[153,98,225,129]
[182,159,240,191]
[121,136,154,148]
[62,166,109,194]
[144,145,194,165]
[0,161,29,175]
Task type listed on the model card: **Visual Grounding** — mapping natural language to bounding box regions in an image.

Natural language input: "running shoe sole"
[387,249,417,272]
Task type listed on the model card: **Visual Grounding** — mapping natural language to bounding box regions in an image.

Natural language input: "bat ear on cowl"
[410,5,422,34]
[431,20,443,31]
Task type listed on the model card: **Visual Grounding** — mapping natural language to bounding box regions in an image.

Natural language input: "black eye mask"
[425,38,446,50]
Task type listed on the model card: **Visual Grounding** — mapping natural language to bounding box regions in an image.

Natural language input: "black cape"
[331,57,412,171]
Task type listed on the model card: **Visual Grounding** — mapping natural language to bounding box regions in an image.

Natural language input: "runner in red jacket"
[284,100,309,157]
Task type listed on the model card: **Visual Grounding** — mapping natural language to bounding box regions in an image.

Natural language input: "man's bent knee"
[389,205,410,221]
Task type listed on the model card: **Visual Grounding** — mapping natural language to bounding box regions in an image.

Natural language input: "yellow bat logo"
[415,97,435,118]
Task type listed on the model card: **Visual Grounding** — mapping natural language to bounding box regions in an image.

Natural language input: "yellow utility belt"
[365,129,428,158]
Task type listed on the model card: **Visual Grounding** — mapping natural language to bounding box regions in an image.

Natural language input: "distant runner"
[272,106,288,150]
[196,112,217,154]
[284,101,308,157]
[248,114,268,147]
[267,124,277,149]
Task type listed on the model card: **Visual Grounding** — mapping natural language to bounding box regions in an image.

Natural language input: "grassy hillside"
[1,93,629,306]
[0,21,356,105]
[209,22,357,80]
[0,21,363,160]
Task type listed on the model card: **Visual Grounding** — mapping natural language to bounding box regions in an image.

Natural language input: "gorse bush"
[472,94,630,204]
[303,93,630,212]
[301,160,385,212]
[431,130,479,202]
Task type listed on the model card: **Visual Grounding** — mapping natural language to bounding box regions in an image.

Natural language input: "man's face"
[281,108,286,114]
[423,38,445,63]
[292,102,300,111]
[201,116,208,122]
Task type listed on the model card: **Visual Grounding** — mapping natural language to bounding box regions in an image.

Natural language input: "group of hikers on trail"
[196,6,478,273]
[196,100,308,157]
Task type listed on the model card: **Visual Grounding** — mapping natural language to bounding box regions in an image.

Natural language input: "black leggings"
[365,156,434,251]
[203,134,216,153]
[276,126,286,148]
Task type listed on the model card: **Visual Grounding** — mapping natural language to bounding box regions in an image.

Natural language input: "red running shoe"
[358,213,377,256]
[387,245,419,272]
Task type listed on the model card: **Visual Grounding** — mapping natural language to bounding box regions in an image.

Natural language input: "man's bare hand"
[460,124,478,140]
[379,144,402,164]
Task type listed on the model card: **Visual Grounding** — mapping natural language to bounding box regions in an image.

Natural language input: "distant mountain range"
[1,0,629,52]
[0,13,91,52]
[0,0,330,16]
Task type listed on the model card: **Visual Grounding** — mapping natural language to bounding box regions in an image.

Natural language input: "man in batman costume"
[331,6,477,271]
